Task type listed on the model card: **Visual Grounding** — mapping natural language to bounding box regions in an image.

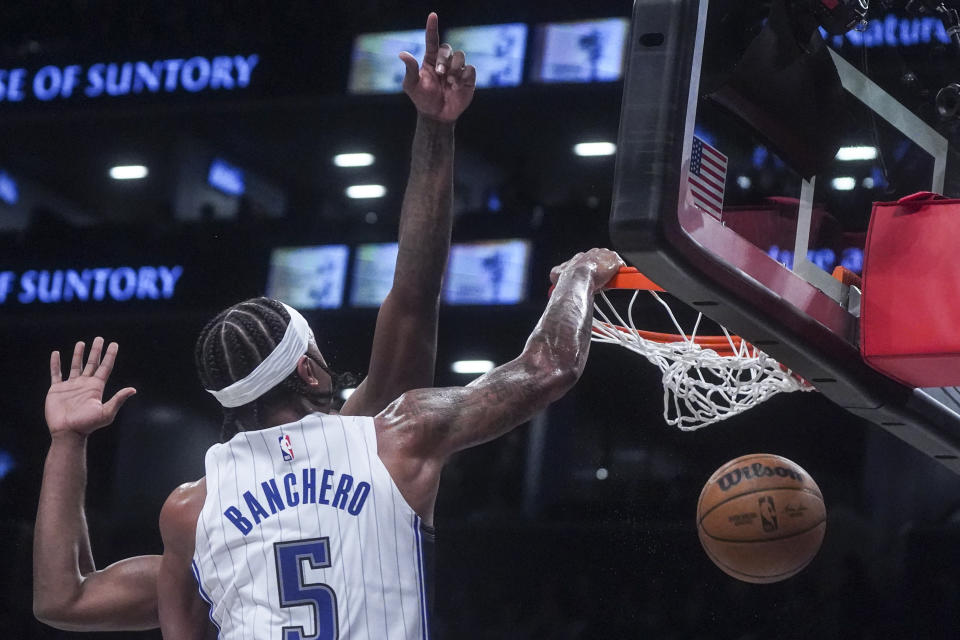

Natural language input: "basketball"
[696,453,826,583]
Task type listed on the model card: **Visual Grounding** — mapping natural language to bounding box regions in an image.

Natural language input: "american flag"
[689,136,727,219]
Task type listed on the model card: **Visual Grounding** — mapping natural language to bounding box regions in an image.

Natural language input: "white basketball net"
[592,289,814,431]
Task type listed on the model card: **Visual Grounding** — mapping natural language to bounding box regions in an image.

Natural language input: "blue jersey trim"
[191,560,222,633]
[414,516,430,640]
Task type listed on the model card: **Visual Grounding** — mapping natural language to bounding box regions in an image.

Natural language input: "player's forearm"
[394,114,455,302]
[522,264,598,381]
[441,265,597,451]
[33,431,96,620]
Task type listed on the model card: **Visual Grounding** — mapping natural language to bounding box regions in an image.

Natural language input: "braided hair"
[194,297,357,440]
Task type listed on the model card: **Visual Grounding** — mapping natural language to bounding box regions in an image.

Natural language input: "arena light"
[831,176,856,191]
[208,158,245,196]
[835,146,877,161]
[110,165,149,180]
[0,449,15,482]
[0,170,19,205]
[345,184,386,199]
[451,359,494,374]
[333,153,375,167]
[340,387,356,400]
[573,142,616,157]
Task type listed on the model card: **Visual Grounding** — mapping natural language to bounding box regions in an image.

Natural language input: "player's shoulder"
[168,477,206,509]
[373,387,455,449]
[159,477,207,550]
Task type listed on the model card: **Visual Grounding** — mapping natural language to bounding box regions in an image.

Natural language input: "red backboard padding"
[861,192,960,387]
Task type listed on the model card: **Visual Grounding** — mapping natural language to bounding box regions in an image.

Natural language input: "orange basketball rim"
[597,267,746,357]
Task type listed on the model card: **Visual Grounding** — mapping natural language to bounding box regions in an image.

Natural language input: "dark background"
[2,1,960,638]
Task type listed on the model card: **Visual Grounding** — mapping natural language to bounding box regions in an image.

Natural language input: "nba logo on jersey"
[278,434,294,461]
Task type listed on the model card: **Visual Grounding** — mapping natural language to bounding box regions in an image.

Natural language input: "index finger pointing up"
[422,12,440,69]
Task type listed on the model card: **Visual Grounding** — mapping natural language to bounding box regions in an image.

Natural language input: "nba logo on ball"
[279,434,295,461]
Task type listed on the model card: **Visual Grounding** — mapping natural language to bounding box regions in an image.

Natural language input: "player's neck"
[260,398,332,429]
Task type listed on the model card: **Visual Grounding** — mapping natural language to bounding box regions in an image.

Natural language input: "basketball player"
[157,247,624,638]
[33,12,474,632]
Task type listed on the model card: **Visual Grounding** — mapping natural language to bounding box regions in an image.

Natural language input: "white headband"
[207,302,315,408]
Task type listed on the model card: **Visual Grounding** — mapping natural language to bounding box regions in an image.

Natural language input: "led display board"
[266,245,350,310]
[350,243,399,306]
[349,240,530,308]
[445,23,528,88]
[530,18,629,83]
[442,239,530,305]
[348,31,423,94]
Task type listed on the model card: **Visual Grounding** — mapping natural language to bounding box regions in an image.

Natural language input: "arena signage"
[821,14,952,49]
[0,266,184,304]
[0,54,259,103]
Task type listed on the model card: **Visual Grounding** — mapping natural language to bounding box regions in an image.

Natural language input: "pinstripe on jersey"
[192,414,429,640]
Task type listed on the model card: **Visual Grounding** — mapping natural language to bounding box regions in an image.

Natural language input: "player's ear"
[295,355,321,387]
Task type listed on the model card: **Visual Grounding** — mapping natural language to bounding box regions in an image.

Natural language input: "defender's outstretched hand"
[46,338,136,438]
[399,12,476,122]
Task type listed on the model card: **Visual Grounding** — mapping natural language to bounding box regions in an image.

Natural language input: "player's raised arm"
[375,249,624,518]
[342,12,477,417]
[33,339,159,631]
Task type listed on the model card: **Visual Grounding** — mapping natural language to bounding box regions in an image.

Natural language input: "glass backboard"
[612,0,960,471]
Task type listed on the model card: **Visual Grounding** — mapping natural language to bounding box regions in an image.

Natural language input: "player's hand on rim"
[399,12,476,123]
[45,337,137,439]
[549,248,625,291]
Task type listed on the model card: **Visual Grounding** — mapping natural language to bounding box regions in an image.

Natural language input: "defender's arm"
[343,116,455,416]
[33,431,161,630]
[33,339,156,631]
[343,12,476,416]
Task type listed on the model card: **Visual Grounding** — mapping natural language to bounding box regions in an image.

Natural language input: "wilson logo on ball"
[716,463,804,491]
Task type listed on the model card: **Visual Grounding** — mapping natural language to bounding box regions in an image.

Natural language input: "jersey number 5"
[274,538,339,640]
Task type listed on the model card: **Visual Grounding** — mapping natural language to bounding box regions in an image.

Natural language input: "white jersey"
[192,413,431,640]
